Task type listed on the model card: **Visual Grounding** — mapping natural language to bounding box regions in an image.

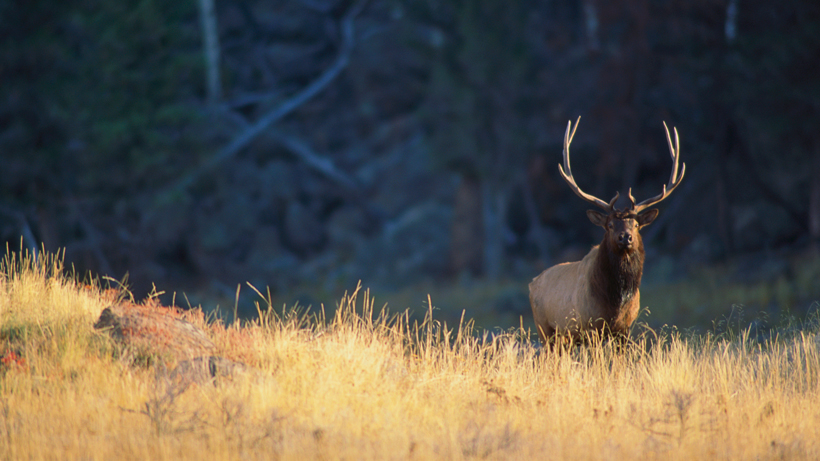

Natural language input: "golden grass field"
[1,249,819,460]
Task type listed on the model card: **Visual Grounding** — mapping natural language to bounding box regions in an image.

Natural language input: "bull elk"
[529,117,685,345]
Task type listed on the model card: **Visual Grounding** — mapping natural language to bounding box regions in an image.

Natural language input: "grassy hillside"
[1,249,819,460]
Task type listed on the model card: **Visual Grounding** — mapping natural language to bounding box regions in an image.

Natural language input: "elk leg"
[536,323,556,346]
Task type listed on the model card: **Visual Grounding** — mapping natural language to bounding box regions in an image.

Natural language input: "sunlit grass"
[1,248,820,459]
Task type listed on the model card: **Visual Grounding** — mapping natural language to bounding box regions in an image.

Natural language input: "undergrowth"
[1,248,819,460]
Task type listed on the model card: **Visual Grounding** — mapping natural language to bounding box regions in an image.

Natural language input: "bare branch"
[269,130,359,191]
[162,0,369,197]
[227,88,291,110]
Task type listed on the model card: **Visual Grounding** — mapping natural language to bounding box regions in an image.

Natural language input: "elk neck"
[591,234,645,318]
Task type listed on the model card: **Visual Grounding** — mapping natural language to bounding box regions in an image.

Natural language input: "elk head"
[558,117,685,255]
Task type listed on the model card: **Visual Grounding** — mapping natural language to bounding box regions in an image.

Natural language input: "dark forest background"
[2,0,819,330]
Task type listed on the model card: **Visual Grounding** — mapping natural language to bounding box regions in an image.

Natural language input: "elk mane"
[528,117,685,345]
[590,234,645,326]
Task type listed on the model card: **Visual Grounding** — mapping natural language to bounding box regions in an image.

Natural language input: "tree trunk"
[482,182,507,281]
[583,0,599,52]
[198,0,222,105]
[450,176,484,277]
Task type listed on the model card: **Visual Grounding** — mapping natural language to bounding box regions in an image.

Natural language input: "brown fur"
[535,118,684,346]
[529,210,656,345]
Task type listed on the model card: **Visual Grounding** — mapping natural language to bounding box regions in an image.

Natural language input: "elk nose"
[618,232,633,246]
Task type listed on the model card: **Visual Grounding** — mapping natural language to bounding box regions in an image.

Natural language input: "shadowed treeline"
[1,0,818,323]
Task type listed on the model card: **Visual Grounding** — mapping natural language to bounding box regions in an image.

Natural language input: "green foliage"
[0,0,204,199]
[414,0,538,179]
[642,253,820,334]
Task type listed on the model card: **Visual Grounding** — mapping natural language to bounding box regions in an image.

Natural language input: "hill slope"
[1,249,819,459]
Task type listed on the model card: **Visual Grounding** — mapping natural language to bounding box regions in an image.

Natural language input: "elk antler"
[629,121,686,213]
[558,117,619,211]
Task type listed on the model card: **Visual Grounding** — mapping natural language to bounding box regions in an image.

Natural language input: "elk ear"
[586,210,608,227]
[637,208,659,227]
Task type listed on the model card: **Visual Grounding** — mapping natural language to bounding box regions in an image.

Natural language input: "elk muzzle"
[617,231,634,250]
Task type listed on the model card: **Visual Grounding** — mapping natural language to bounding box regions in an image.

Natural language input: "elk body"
[529,118,685,345]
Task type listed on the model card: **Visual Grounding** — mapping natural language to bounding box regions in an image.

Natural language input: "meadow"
[1,249,819,460]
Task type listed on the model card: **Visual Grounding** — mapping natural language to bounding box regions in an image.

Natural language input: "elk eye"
[607,223,614,229]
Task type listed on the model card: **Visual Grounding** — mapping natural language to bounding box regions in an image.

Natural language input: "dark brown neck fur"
[590,236,645,323]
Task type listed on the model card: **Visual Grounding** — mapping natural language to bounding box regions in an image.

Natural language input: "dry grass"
[2,249,820,460]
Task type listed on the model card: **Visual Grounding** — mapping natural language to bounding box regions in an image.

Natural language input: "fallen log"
[94,301,247,385]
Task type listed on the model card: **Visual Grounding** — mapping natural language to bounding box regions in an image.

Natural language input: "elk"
[529,117,685,345]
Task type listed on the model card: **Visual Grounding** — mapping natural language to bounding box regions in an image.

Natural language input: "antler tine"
[608,191,620,209]
[632,122,686,213]
[557,116,612,211]
[627,187,636,209]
